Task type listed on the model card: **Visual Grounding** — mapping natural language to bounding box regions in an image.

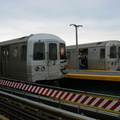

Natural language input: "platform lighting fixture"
[70,24,83,71]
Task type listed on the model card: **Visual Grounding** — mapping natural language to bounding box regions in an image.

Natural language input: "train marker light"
[64,66,67,69]
[35,67,40,71]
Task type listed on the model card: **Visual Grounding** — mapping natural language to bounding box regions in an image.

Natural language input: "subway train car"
[0,33,67,82]
[67,40,120,71]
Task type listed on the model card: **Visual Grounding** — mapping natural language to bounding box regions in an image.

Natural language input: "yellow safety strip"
[68,69,120,72]
[67,73,120,81]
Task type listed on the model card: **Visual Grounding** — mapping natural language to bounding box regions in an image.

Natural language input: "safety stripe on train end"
[0,79,120,114]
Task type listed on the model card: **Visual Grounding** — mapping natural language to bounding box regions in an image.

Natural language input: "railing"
[0,78,120,119]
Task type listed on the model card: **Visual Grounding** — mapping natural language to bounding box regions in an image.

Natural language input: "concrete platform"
[67,69,120,82]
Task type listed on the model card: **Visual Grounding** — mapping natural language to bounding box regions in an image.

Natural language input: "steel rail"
[0,98,51,120]
[0,90,96,120]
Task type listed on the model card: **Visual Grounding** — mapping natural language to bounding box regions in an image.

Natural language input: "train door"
[100,47,105,69]
[47,42,59,78]
[108,45,119,70]
[88,47,105,70]
[1,46,9,76]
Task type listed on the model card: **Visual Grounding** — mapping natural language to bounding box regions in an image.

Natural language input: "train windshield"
[60,43,66,59]
[49,43,57,60]
[110,46,117,58]
[33,43,45,60]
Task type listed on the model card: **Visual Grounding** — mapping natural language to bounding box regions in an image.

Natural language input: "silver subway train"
[0,33,67,82]
[67,40,120,71]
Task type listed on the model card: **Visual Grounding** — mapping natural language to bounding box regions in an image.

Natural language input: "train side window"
[49,43,57,60]
[110,46,117,58]
[60,43,66,59]
[100,48,105,58]
[21,45,27,61]
[33,43,45,60]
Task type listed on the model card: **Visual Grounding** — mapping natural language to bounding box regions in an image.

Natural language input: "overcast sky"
[0,0,120,45]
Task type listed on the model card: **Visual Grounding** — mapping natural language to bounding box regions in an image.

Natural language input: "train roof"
[28,33,65,43]
[67,40,120,49]
[0,35,29,46]
[0,33,65,46]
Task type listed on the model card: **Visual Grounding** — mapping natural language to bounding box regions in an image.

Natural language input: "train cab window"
[33,43,45,60]
[60,43,66,59]
[110,46,117,58]
[49,43,57,60]
[100,48,105,58]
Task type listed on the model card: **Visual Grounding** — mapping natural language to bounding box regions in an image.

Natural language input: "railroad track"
[0,100,47,120]
[0,78,120,120]
[0,90,96,120]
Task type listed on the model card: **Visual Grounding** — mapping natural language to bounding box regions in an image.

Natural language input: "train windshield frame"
[60,43,66,60]
[33,42,45,60]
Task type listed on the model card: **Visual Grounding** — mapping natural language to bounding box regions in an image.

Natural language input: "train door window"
[60,43,66,59]
[2,47,9,61]
[100,48,105,58]
[21,45,27,61]
[33,43,45,60]
[110,46,117,58]
[2,49,6,61]
[49,43,57,60]
[6,49,9,61]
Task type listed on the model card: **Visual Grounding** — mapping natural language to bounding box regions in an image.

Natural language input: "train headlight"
[41,66,45,71]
